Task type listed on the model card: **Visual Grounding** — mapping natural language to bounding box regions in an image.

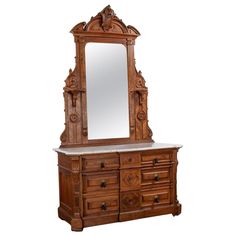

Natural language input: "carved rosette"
[137,111,146,120]
[70,113,80,123]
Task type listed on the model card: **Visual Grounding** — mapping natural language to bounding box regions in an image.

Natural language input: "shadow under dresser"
[54,143,182,231]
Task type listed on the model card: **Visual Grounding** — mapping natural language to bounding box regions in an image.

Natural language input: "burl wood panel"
[120,169,141,191]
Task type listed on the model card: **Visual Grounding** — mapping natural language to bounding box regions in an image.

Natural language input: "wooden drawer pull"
[154,174,160,181]
[153,158,159,165]
[100,162,105,168]
[101,202,107,210]
[154,195,160,203]
[100,180,107,188]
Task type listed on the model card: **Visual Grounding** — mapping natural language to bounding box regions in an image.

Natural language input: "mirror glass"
[85,43,129,140]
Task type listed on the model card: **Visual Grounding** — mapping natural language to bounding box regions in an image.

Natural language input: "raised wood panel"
[83,171,119,193]
[83,194,119,216]
[141,152,171,167]
[141,188,171,208]
[141,168,171,187]
[82,154,119,172]
[59,169,73,213]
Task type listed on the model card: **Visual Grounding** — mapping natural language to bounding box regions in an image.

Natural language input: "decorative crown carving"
[70,5,140,36]
[100,5,115,31]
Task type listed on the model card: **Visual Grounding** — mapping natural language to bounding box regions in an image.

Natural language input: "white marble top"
[54,142,182,156]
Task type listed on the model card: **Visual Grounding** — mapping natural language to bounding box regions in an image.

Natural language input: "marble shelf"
[54,142,182,156]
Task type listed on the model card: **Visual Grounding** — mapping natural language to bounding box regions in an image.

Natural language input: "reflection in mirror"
[85,43,129,140]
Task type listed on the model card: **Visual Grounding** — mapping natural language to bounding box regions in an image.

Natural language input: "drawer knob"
[101,202,107,210]
[154,195,160,203]
[154,174,160,181]
[100,162,105,168]
[153,158,159,165]
[100,180,107,188]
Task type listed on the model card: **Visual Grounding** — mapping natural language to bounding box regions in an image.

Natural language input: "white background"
[0,0,236,235]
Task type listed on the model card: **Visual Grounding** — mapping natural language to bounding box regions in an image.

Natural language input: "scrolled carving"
[60,127,67,143]
[135,70,147,89]
[70,22,86,34]
[65,69,78,89]
[148,125,153,138]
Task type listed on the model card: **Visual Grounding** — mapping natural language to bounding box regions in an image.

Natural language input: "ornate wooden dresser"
[54,5,182,231]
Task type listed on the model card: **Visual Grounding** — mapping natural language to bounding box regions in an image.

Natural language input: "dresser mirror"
[85,43,129,140]
[60,5,154,147]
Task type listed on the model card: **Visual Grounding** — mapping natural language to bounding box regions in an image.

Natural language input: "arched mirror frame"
[60,5,153,147]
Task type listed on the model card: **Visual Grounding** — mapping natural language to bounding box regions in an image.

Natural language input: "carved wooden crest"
[70,5,140,36]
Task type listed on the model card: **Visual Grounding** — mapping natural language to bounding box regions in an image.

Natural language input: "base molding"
[119,204,176,221]
[58,202,182,230]
[58,207,83,231]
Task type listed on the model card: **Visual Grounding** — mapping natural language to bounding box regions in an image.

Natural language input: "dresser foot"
[172,201,182,216]
[58,207,83,231]
[71,219,83,231]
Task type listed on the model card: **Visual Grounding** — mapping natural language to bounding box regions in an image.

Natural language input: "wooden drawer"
[141,168,171,187]
[83,194,119,216]
[82,153,119,171]
[83,171,119,193]
[120,152,140,168]
[141,188,171,207]
[141,151,171,167]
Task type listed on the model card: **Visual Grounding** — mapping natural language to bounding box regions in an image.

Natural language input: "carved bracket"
[64,69,85,107]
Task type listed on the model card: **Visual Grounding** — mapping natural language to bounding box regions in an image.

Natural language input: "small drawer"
[83,171,119,193]
[141,152,171,167]
[83,194,119,216]
[82,153,119,171]
[141,188,171,207]
[141,168,170,186]
[120,152,141,168]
